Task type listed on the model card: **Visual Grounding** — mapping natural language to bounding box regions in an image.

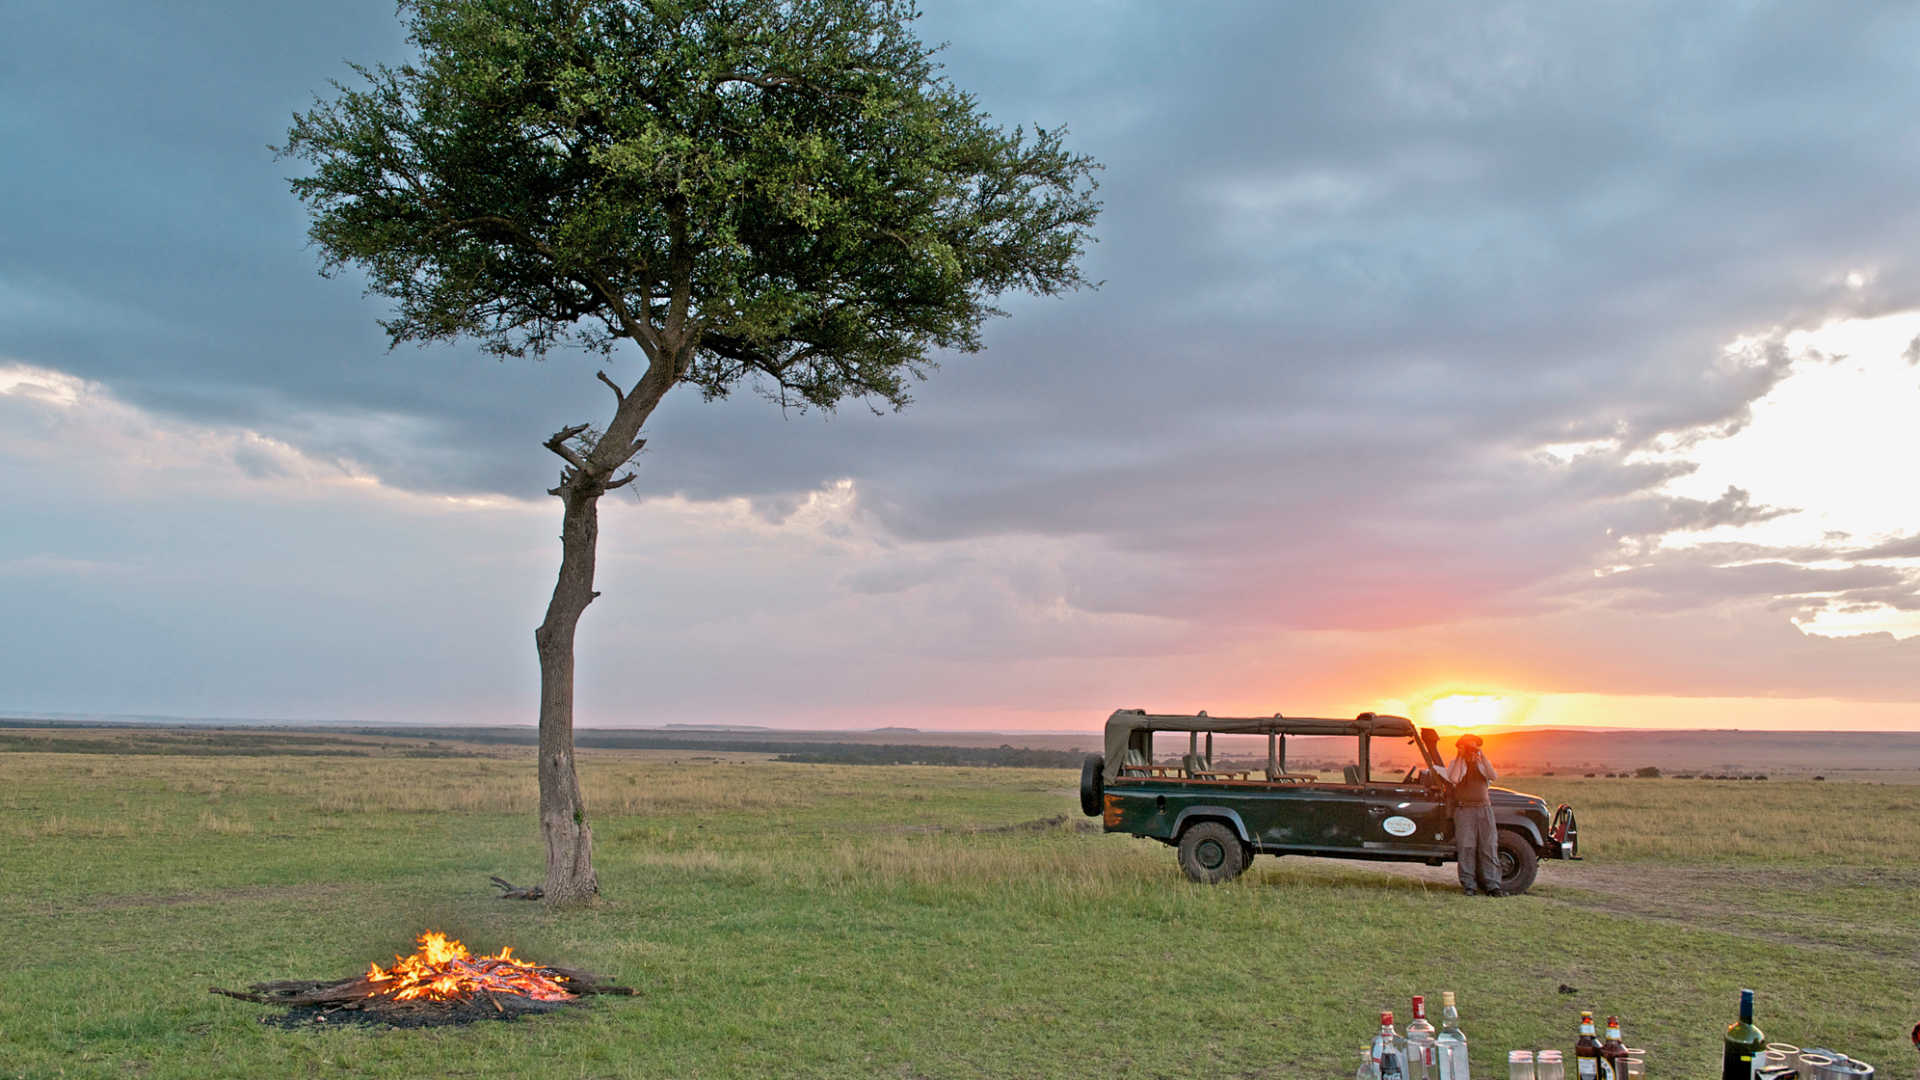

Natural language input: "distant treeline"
[0,720,1086,768]
[0,731,474,759]
[771,744,1084,768]
[307,726,1087,766]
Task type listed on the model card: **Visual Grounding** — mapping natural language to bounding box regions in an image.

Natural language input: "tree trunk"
[534,483,602,904]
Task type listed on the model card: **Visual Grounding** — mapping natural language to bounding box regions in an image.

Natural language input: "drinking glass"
[1536,1049,1565,1080]
[1625,1047,1647,1078]
[1767,1044,1803,1072]
[1623,1056,1645,1078]
[1801,1053,1837,1080]
[1509,1049,1535,1080]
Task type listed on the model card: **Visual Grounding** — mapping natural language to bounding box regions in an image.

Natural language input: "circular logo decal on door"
[1382,815,1418,837]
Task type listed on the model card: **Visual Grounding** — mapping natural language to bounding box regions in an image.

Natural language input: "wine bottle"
[1574,1011,1601,1080]
[1722,989,1765,1080]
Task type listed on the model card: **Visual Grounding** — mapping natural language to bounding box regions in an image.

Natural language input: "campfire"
[211,930,635,1027]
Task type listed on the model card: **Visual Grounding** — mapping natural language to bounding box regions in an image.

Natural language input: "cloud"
[7,3,1920,719]
[1853,534,1920,560]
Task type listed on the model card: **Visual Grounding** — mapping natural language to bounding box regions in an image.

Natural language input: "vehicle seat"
[1342,764,1361,785]
[1123,748,1148,772]
[1183,752,1213,777]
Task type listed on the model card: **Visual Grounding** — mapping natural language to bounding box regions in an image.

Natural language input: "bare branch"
[595,370,625,406]
[542,423,591,470]
[604,473,638,490]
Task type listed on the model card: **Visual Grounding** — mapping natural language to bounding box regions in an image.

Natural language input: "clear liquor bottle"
[1375,1011,1409,1080]
[1358,1045,1383,1080]
[1435,991,1471,1080]
[1407,996,1438,1080]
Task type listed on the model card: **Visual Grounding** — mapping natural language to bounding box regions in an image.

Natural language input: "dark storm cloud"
[8,1,1920,633]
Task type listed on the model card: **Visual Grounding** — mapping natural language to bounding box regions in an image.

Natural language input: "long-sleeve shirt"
[1442,752,1498,806]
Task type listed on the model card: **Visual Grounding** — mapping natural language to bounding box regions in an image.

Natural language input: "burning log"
[210,930,635,1027]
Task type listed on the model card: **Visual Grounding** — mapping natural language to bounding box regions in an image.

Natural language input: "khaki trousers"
[1454,804,1500,892]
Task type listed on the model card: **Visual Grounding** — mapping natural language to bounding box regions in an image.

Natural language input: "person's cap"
[1454,733,1484,749]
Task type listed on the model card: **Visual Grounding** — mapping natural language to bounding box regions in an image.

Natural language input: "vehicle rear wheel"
[1496,830,1539,895]
[1078,754,1104,817]
[1177,821,1247,884]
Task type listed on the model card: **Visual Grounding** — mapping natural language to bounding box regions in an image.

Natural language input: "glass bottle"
[1599,1017,1629,1080]
[1575,1011,1602,1080]
[1723,990,1765,1080]
[1358,1045,1382,1080]
[1436,991,1471,1080]
[1376,1011,1409,1080]
[1408,996,1438,1080]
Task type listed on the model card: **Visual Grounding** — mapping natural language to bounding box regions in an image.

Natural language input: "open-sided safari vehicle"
[1078,709,1579,892]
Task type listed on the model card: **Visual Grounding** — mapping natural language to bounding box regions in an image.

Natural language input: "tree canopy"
[281,0,1101,416]
[279,0,1101,902]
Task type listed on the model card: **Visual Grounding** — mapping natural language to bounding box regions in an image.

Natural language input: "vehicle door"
[1362,732,1454,854]
[1249,733,1371,852]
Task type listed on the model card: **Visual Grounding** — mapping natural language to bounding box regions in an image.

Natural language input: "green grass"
[1,739,1914,1078]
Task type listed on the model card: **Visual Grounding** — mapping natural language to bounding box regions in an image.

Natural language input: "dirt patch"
[893,814,1103,836]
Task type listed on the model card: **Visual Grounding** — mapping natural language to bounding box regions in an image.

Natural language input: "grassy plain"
[2,730,1916,1078]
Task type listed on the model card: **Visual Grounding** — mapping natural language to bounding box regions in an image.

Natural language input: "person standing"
[1443,734,1503,896]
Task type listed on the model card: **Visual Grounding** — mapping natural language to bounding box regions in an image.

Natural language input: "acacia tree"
[280,0,1099,902]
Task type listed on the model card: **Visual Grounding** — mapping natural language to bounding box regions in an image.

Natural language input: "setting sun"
[1420,693,1525,733]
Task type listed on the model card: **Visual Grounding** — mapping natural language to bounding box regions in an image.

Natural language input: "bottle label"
[1578,1059,1597,1080]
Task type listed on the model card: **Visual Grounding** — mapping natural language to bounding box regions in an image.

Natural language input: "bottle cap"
[1412,995,1426,1016]
[1442,991,1456,1006]
[1381,1011,1394,1025]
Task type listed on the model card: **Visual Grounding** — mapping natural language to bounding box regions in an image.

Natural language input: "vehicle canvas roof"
[1102,709,1417,780]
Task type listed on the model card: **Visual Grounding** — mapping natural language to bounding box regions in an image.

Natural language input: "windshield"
[1368,735,1434,783]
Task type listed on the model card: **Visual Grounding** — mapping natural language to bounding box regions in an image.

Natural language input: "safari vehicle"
[1077,709,1579,892]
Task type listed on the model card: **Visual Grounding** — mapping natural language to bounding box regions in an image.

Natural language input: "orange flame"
[364,931,575,1002]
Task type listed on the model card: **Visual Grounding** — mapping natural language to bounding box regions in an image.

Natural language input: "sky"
[3,2,1918,733]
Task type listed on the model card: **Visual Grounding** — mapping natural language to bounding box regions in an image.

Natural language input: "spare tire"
[1079,754,1105,817]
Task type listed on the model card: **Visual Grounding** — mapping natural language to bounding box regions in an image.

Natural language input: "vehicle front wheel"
[1177,821,1248,884]
[1496,830,1540,895]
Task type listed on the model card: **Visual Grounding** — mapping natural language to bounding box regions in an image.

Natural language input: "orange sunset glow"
[1415,694,1528,734]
